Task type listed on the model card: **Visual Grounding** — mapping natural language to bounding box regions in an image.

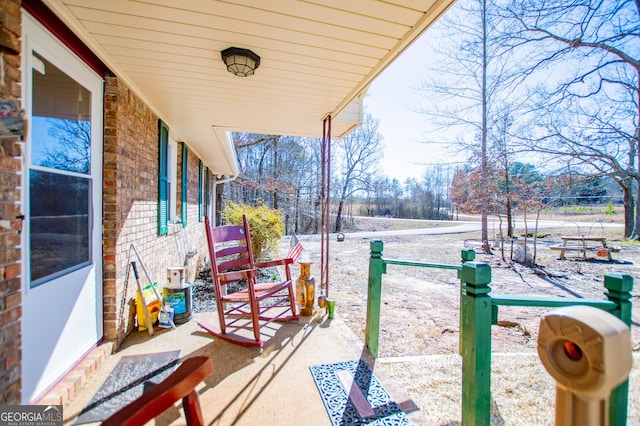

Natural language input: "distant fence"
[366,240,633,426]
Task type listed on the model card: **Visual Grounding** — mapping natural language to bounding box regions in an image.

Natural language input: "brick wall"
[0,0,22,405]
[180,143,210,276]
[182,144,210,275]
[103,75,209,347]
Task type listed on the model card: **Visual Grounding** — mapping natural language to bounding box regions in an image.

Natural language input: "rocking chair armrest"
[218,269,257,282]
[255,258,293,269]
[102,356,212,426]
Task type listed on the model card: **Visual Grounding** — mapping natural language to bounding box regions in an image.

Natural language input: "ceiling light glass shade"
[221,47,261,77]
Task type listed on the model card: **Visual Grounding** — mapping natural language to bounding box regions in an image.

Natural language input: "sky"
[363,32,449,182]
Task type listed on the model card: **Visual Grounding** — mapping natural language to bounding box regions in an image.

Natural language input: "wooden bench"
[550,236,619,261]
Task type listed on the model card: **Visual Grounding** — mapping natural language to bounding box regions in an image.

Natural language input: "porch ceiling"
[41,0,455,175]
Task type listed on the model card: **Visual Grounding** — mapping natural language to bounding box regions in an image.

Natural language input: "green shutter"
[205,167,210,219]
[198,160,204,222]
[158,120,169,235]
[181,143,188,227]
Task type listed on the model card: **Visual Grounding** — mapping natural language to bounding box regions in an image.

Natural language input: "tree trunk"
[506,197,513,238]
[480,0,490,251]
[497,214,505,261]
[215,182,224,226]
[335,199,344,232]
[632,182,640,240]
[272,136,279,209]
[633,107,640,240]
[532,210,540,265]
[622,181,635,238]
[294,187,300,234]
[313,193,320,234]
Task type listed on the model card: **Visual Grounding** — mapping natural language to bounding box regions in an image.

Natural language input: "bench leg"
[560,241,568,260]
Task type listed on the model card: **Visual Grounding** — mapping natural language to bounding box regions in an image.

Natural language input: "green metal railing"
[366,240,475,357]
[366,240,633,426]
[461,264,633,426]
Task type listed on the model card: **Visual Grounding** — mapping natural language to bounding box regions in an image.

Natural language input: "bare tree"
[333,113,383,232]
[421,165,454,219]
[40,118,91,173]
[500,0,640,238]
[227,133,321,234]
[416,0,522,250]
[491,109,518,237]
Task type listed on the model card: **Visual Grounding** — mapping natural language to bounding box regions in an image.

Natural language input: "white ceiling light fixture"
[221,47,261,77]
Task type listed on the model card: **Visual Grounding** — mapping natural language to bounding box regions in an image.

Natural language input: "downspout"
[210,127,239,226]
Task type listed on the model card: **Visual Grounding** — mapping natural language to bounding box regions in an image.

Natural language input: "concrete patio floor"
[60,311,426,425]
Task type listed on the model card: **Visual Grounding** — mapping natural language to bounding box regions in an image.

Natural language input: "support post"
[460,261,492,426]
[366,240,386,358]
[604,273,633,426]
[320,115,331,297]
[459,249,476,355]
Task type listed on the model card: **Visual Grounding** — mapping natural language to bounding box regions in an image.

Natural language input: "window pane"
[30,170,90,286]
[31,53,91,174]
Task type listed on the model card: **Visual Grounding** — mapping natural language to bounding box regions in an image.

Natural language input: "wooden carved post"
[297,262,309,308]
[604,273,633,426]
[366,240,386,358]
[460,261,492,426]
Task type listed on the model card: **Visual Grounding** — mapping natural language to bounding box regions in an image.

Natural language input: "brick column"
[0,0,23,404]
[103,74,159,347]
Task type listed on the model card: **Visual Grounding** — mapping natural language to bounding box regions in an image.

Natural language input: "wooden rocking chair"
[197,215,299,347]
[102,356,213,426]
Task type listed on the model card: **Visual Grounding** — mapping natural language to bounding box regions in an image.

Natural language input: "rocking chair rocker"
[197,215,299,347]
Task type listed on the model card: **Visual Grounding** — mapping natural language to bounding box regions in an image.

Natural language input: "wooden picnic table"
[550,236,618,261]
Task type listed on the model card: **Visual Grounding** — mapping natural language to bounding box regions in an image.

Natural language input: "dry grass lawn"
[283,211,639,425]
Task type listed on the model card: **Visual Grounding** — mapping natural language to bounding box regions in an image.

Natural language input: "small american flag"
[287,233,303,263]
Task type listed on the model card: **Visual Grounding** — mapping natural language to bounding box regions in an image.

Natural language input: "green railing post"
[604,273,633,426]
[459,249,476,355]
[366,240,386,358]
[461,248,476,263]
[460,261,492,426]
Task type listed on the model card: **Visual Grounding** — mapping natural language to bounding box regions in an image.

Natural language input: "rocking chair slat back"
[211,223,247,241]
[216,245,248,259]
[217,257,250,275]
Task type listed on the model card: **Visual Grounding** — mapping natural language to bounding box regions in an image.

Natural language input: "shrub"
[561,205,591,214]
[222,201,284,260]
[604,203,616,215]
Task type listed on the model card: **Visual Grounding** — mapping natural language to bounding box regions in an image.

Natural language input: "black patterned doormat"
[74,350,181,425]
[309,359,411,425]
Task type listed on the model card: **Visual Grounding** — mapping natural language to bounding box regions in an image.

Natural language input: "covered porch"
[16,0,458,405]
